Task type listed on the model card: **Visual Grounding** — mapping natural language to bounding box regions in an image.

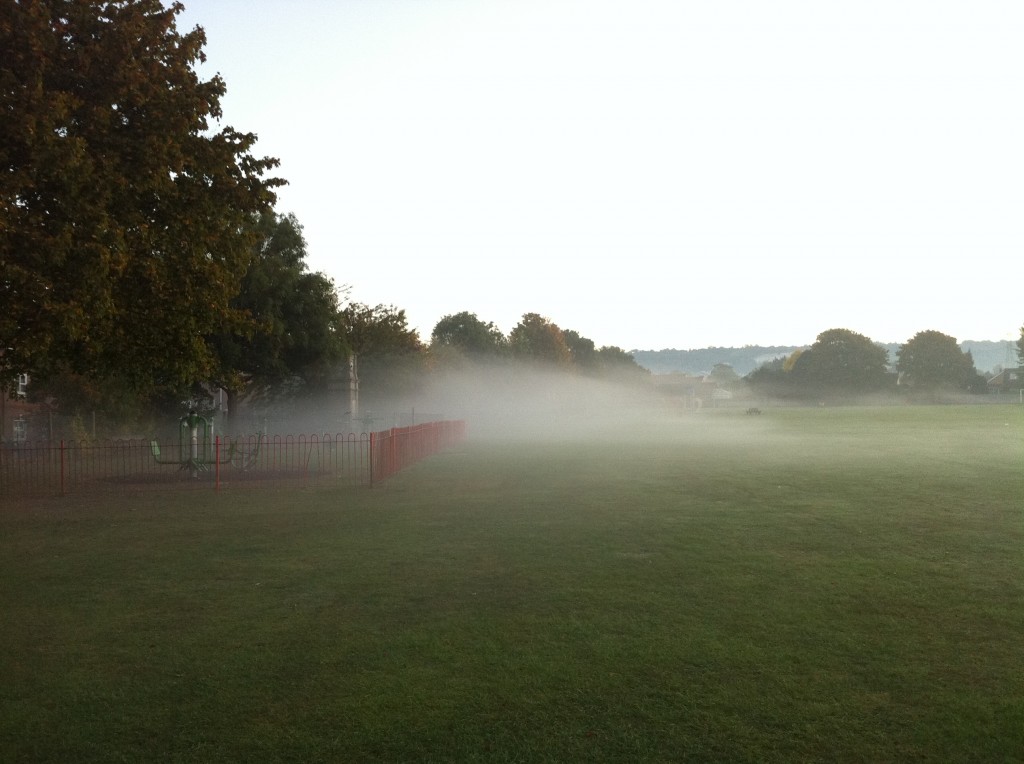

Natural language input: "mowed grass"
[1,405,1022,762]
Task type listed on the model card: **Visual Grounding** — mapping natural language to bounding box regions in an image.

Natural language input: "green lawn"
[1,405,1022,762]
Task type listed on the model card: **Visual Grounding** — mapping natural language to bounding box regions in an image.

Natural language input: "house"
[2,374,41,444]
[987,367,1024,396]
[652,372,743,409]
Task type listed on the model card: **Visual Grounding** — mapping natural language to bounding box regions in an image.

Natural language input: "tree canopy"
[1,0,282,393]
[707,362,740,386]
[207,211,345,418]
[562,330,597,370]
[789,328,892,396]
[509,313,571,366]
[594,345,650,382]
[341,303,424,403]
[430,312,505,358]
[896,331,983,394]
[429,311,648,383]
[744,328,1004,401]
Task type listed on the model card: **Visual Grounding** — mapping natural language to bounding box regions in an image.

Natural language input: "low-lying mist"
[383,363,767,446]
[231,364,757,446]
[206,361,1014,481]
[418,364,661,441]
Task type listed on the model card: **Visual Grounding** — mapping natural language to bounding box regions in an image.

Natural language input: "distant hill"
[630,340,1017,378]
[630,347,798,377]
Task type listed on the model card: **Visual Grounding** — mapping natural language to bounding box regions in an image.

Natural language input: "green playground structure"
[150,411,221,478]
[150,411,264,478]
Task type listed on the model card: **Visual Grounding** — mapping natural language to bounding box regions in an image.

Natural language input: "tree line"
[743,328,1002,401]
[3,3,1021,434]
[633,340,1015,379]
[1,1,649,435]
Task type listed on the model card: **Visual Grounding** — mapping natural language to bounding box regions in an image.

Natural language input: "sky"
[176,0,1022,352]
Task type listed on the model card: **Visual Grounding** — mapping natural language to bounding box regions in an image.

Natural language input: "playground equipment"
[150,411,264,478]
[150,411,221,478]
[149,411,268,475]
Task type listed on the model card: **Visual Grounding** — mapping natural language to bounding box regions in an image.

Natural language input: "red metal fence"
[369,421,467,484]
[0,420,466,498]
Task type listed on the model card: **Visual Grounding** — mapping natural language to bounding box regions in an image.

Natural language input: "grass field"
[1,404,1022,762]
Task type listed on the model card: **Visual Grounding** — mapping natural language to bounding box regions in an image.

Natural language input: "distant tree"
[207,212,346,421]
[509,313,571,366]
[563,330,597,370]
[595,346,650,383]
[430,312,506,357]
[1017,326,1024,366]
[342,303,421,358]
[341,303,424,402]
[790,329,892,397]
[896,331,984,394]
[707,363,741,387]
[0,0,282,393]
[745,357,790,399]
[782,349,805,372]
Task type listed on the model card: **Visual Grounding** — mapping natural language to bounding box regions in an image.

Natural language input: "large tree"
[340,303,424,403]
[509,313,571,366]
[896,330,983,394]
[745,356,789,399]
[594,345,650,383]
[430,311,506,358]
[790,328,891,396]
[207,212,346,420]
[1,0,282,393]
[562,330,597,371]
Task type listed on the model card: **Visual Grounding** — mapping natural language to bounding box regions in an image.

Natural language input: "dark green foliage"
[744,356,792,399]
[509,312,572,366]
[23,368,173,435]
[430,311,506,357]
[208,211,345,416]
[594,345,650,382]
[563,329,597,369]
[747,329,1005,401]
[790,328,893,398]
[745,330,893,402]
[430,312,647,384]
[706,361,740,386]
[0,0,282,392]
[636,341,1015,378]
[341,303,424,403]
[896,330,984,395]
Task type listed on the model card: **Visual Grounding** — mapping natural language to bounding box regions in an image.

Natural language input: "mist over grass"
[215,356,1004,444]
[1,404,1021,760]
[404,362,672,442]
[220,363,658,438]
[411,362,1008,458]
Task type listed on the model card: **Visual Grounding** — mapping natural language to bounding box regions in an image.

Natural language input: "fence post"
[215,436,221,493]
[59,439,66,497]
[368,432,375,487]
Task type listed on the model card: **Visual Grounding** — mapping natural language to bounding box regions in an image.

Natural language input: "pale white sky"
[178,1,1022,351]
